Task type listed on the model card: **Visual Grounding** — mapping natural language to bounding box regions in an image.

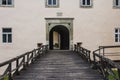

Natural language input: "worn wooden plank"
[13,50,104,80]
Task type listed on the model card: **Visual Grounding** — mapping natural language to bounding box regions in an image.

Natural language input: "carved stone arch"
[48,24,71,33]
[45,18,74,50]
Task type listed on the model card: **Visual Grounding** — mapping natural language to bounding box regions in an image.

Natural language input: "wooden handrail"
[99,45,120,49]
[0,45,48,80]
[94,45,120,56]
[74,43,91,63]
[93,46,120,80]
[93,52,120,70]
[93,45,120,53]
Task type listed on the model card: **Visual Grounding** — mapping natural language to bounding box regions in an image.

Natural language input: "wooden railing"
[0,45,48,80]
[98,45,120,57]
[74,43,91,63]
[93,45,120,80]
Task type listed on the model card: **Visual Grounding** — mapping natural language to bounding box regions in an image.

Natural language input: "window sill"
[80,5,93,8]
[113,6,120,9]
[0,5,14,7]
[46,5,59,8]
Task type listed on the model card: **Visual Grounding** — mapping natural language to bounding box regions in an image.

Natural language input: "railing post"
[45,45,48,52]
[77,42,82,47]
[8,63,12,80]
[88,51,91,63]
[15,59,19,75]
[37,43,43,48]
[41,46,44,54]
[46,45,48,52]
[23,56,26,70]
[118,69,120,80]
[37,43,43,55]
[26,53,29,66]
[74,44,77,52]
[34,50,37,59]
[37,48,40,58]
[31,51,34,63]
[93,52,97,69]
[99,46,101,55]
[100,58,106,78]
[103,48,105,56]
[43,46,45,54]
[77,42,82,53]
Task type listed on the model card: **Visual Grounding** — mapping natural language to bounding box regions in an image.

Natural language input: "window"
[0,0,13,6]
[2,28,12,43]
[80,0,92,7]
[46,0,59,8]
[113,0,120,8]
[115,28,120,42]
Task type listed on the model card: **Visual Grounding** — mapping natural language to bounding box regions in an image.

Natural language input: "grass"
[108,69,119,80]
[3,75,8,80]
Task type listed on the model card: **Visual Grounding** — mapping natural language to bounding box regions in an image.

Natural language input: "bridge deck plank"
[13,50,104,80]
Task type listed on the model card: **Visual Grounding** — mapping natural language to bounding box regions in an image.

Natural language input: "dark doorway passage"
[49,25,69,50]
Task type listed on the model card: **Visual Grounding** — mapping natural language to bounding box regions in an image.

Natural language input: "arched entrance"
[45,18,74,50]
[49,25,69,50]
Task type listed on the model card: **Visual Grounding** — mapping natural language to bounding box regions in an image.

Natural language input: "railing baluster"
[23,56,26,70]
[38,48,41,58]
[103,48,105,56]
[118,69,120,80]
[8,63,12,80]
[31,51,34,63]
[15,59,19,75]
[26,53,29,66]
[93,53,96,68]
[34,49,37,58]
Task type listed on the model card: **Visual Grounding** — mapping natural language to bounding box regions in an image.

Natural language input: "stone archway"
[45,18,74,50]
[49,25,69,50]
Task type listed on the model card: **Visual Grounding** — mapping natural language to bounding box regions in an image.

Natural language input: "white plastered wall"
[0,0,120,61]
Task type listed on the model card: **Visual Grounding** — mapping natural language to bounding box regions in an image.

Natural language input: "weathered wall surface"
[0,0,120,61]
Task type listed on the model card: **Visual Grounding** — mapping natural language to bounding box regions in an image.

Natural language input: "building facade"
[0,0,120,61]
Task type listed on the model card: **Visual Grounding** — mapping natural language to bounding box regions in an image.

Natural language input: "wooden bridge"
[0,44,120,80]
[13,50,103,80]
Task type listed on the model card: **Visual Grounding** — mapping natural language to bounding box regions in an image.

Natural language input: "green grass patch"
[2,75,8,80]
[108,69,119,80]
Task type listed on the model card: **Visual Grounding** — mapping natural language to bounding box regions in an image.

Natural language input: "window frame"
[2,28,12,43]
[45,0,59,8]
[113,0,120,8]
[115,28,120,42]
[80,0,93,8]
[0,0,14,7]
